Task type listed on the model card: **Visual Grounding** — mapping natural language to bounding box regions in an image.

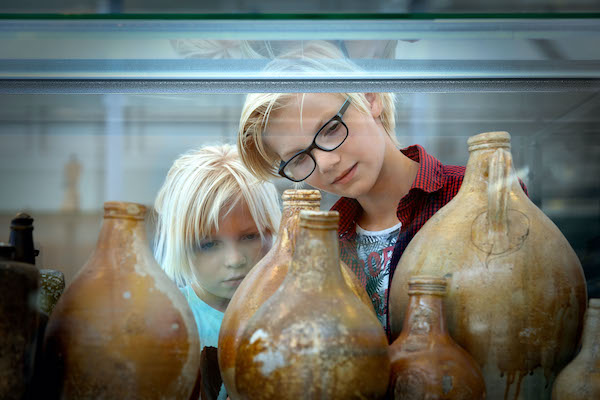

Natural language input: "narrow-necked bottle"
[42,201,201,399]
[236,211,389,400]
[390,276,485,399]
[219,190,372,399]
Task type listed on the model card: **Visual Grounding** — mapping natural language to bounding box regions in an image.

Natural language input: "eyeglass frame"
[277,98,352,182]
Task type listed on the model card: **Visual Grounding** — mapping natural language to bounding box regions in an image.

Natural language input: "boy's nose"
[312,149,341,176]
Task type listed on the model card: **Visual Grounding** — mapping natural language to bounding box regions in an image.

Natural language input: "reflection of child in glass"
[153,144,280,399]
[237,41,527,337]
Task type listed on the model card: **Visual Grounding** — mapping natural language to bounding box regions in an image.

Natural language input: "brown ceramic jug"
[235,211,389,400]
[42,201,201,399]
[552,298,600,400]
[0,243,40,400]
[390,276,485,400]
[389,131,587,399]
[218,189,373,399]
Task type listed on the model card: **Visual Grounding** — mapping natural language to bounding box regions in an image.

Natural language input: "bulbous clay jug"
[235,211,389,400]
[389,131,587,400]
[390,276,485,400]
[42,201,201,399]
[219,190,372,399]
[0,243,39,400]
[552,298,600,400]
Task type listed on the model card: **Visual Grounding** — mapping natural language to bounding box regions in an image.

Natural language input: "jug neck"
[288,211,342,292]
[462,131,520,193]
[9,212,38,265]
[275,190,321,252]
[402,277,448,338]
[94,202,148,266]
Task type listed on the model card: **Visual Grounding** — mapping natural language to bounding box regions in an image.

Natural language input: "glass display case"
[1,13,598,295]
[1,9,599,400]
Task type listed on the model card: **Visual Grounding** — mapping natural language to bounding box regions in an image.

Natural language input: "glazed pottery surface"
[389,132,587,400]
[235,211,389,400]
[390,276,485,400]
[552,298,600,400]
[43,201,201,399]
[218,190,372,399]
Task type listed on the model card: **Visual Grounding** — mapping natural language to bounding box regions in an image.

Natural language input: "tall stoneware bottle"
[0,243,39,400]
[235,211,389,400]
[219,190,372,399]
[42,201,201,399]
[389,131,587,399]
[552,298,600,399]
[390,276,485,400]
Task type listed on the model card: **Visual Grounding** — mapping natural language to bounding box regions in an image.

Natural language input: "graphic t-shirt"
[355,221,402,329]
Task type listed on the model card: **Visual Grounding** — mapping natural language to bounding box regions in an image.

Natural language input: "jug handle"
[488,148,510,236]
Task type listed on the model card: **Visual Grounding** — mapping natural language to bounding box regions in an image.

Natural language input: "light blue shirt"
[180,286,227,400]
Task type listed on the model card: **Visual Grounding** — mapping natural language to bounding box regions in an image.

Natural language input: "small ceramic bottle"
[42,201,201,399]
[235,211,389,400]
[552,298,600,400]
[390,276,485,399]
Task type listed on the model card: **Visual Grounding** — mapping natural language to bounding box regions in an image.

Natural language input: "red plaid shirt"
[331,144,527,336]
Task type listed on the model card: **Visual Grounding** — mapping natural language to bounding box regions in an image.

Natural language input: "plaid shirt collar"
[333,144,446,238]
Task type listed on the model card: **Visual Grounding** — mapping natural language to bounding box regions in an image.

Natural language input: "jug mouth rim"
[408,275,447,296]
[299,210,338,229]
[468,131,511,151]
[103,201,147,220]
[282,189,322,203]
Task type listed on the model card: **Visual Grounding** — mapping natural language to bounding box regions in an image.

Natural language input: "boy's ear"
[365,93,383,120]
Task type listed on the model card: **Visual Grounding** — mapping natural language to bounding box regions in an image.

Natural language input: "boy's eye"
[240,233,260,242]
[199,240,222,251]
[322,120,340,136]
[290,153,310,167]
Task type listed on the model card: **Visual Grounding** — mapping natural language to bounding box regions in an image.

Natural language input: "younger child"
[153,144,281,399]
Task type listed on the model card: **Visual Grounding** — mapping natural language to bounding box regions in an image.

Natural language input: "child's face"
[264,93,387,199]
[191,200,271,302]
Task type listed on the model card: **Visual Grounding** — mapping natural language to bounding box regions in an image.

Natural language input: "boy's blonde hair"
[154,144,281,286]
[238,40,398,181]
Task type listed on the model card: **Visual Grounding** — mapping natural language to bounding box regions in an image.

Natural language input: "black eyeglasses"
[278,98,351,182]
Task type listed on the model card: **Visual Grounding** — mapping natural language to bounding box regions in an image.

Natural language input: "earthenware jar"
[390,276,485,399]
[235,211,389,400]
[0,243,40,400]
[389,131,587,399]
[42,201,201,399]
[219,189,372,399]
[552,298,600,400]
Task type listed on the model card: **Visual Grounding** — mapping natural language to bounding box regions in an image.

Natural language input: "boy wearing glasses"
[237,41,525,336]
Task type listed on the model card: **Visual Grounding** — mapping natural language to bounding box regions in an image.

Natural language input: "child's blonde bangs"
[154,144,281,286]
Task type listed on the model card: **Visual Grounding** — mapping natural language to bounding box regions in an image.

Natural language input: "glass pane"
[1,91,598,298]
[1,18,599,81]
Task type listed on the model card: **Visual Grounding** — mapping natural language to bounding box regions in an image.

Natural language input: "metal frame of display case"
[1,15,599,93]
